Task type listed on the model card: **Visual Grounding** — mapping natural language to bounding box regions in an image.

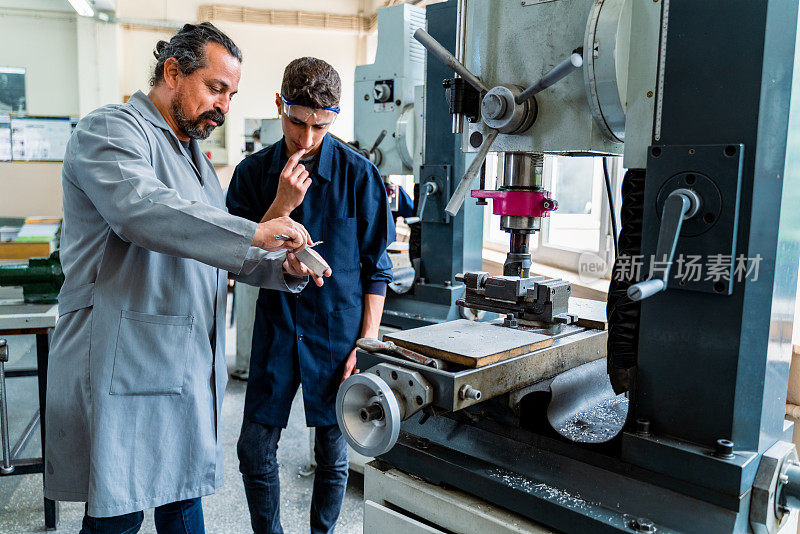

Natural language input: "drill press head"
[457,152,573,328]
[471,152,558,277]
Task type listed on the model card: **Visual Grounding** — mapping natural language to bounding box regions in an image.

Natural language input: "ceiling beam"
[197,1,435,33]
[197,5,377,33]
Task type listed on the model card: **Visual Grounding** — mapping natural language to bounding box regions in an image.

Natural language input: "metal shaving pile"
[555,395,628,443]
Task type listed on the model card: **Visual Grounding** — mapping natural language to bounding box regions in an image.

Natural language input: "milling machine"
[336,1,800,532]
[374,1,489,328]
[343,3,425,209]
[332,3,482,327]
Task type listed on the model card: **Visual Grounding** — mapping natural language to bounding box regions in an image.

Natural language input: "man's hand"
[341,295,383,384]
[271,149,311,217]
[252,216,312,251]
[341,347,359,384]
[283,251,332,287]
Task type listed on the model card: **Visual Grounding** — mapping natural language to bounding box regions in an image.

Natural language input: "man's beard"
[171,98,225,141]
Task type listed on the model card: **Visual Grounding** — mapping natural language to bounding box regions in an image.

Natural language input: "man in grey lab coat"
[43,23,327,533]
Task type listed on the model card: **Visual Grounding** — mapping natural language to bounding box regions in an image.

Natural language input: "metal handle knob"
[406,181,439,225]
[373,84,392,103]
[515,51,584,104]
[459,384,482,401]
[413,28,489,93]
[369,129,387,154]
[445,129,500,216]
[627,188,702,301]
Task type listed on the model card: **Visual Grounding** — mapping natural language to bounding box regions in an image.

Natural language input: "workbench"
[0,302,58,530]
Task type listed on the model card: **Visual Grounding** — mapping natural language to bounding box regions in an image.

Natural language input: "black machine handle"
[406,181,439,225]
[627,188,701,301]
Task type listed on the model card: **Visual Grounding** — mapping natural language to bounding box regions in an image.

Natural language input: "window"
[390,173,416,240]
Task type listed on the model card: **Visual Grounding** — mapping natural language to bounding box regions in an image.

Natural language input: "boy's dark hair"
[150,22,242,86]
[281,57,341,109]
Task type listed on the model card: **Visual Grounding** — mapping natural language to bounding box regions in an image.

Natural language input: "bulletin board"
[10,116,74,161]
[0,115,10,161]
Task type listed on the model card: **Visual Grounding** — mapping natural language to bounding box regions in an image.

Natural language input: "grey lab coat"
[43,91,306,517]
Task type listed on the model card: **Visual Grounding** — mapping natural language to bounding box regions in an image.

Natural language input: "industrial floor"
[0,309,364,533]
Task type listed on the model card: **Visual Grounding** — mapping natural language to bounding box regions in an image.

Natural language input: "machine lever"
[369,129,387,154]
[445,129,499,216]
[405,181,439,225]
[627,188,701,301]
[356,337,446,369]
[413,28,489,94]
[329,133,365,155]
[515,51,584,104]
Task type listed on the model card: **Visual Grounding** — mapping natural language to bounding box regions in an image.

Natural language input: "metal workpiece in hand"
[293,246,330,279]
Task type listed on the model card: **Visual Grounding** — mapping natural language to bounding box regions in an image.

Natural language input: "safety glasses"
[280,95,340,127]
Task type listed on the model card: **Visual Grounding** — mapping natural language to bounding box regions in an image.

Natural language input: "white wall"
[117,0,374,187]
[77,16,121,116]
[0,5,79,217]
[0,8,79,115]
[0,0,378,215]
[117,17,364,188]
[117,0,364,21]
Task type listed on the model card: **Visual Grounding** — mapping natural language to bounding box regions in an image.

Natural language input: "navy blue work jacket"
[226,135,395,427]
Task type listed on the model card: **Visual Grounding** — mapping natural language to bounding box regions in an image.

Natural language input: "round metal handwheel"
[336,372,402,457]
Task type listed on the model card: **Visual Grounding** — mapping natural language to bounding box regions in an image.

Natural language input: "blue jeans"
[79,498,204,534]
[237,420,348,534]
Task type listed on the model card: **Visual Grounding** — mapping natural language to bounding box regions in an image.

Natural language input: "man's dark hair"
[281,57,341,109]
[150,22,242,86]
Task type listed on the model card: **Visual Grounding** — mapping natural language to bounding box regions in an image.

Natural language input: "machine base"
[377,412,768,533]
[364,461,555,533]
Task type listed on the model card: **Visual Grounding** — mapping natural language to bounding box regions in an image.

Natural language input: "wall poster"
[0,67,26,113]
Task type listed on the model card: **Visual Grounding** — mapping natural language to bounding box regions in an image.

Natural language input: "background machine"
[337,0,800,532]
[351,4,424,191]
[361,2,488,329]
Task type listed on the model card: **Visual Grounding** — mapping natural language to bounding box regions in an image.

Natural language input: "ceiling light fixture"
[67,0,95,17]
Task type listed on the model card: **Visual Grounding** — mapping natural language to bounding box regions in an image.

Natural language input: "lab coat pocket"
[110,310,194,395]
[322,217,359,272]
[327,304,363,368]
